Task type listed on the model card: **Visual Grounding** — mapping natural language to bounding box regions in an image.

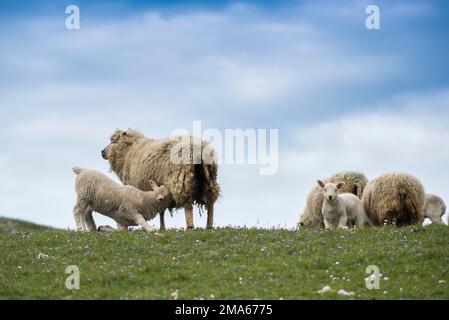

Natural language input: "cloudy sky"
[1,0,448,229]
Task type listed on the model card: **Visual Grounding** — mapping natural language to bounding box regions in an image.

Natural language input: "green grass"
[0,217,57,233]
[0,223,448,300]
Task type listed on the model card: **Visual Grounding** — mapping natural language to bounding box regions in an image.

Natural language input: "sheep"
[361,172,425,227]
[72,167,172,232]
[317,180,372,229]
[424,194,446,225]
[298,171,369,229]
[101,129,220,230]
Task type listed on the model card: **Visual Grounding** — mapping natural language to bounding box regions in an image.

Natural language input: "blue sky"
[0,0,448,229]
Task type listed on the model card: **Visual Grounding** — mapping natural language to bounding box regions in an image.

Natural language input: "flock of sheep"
[299,171,447,229]
[72,129,447,232]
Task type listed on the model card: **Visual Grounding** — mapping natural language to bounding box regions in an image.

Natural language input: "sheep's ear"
[149,180,159,190]
[317,180,325,188]
[336,182,345,189]
[111,129,123,141]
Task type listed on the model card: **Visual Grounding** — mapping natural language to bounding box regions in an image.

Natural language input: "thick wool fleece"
[105,129,220,211]
[361,172,425,227]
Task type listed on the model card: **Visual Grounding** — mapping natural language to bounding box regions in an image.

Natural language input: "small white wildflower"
[317,285,333,294]
[337,289,355,296]
[171,290,179,300]
[38,253,50,260]
[438,280,446,284]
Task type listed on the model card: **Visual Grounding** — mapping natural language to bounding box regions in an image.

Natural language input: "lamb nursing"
[72,167,172,232]
[318,180,372,229]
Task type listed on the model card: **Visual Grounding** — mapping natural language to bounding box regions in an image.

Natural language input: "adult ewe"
[298,171,368,229]
[361,172,425,227]
[102,129,220,230]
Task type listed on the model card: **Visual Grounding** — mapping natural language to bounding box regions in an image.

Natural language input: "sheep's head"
[149,180,171,203]
[102,129,143,160]
[318,180,344,202]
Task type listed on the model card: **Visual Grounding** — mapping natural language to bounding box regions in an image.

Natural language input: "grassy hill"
[0,217,56,233]
[0,223,448,299]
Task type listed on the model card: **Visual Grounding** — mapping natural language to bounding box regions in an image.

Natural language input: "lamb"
[72,167,172,232]
[299,171,369,229]
[361,172,425,227]
[424,194,446,225]
[101,129,221,230]
[318,180,372,229]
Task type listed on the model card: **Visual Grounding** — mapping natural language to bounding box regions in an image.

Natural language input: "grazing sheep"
[299,171,369,229]
[361,172,425,227]
[318,180,372,229]
[101,129,220,230]
[72,167,172,232]
[424,194,446,225]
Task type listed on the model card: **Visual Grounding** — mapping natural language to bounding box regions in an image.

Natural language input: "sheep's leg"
[117,223,127,231]
[185,204,194,230]
[357,211,372,228]
[338,214,348,229]
[429,216,444,224]
[159,211,166,231]
[206,204,214,229]
[73,204,85,232]
[134,214,156,232]
[84,211,97,232]
[323,218,332,229]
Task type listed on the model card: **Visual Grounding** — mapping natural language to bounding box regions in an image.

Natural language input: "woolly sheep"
[317,180,372,229]
[101,129,220,230]
[72,167,172,232]
[424,194,446,225]
[361,172,425,227]
[299,171,369,229]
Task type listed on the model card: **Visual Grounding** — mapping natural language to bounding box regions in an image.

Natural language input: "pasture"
[0,219,448,299]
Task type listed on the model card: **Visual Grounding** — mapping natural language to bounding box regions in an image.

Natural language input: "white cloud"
[8,117,114,140]
[0,4,399,116]
[0,154,9,170]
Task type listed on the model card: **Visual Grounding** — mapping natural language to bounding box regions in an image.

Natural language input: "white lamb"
[72,167,172,232]
[317,180,372,229]
[424,194,446,224]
